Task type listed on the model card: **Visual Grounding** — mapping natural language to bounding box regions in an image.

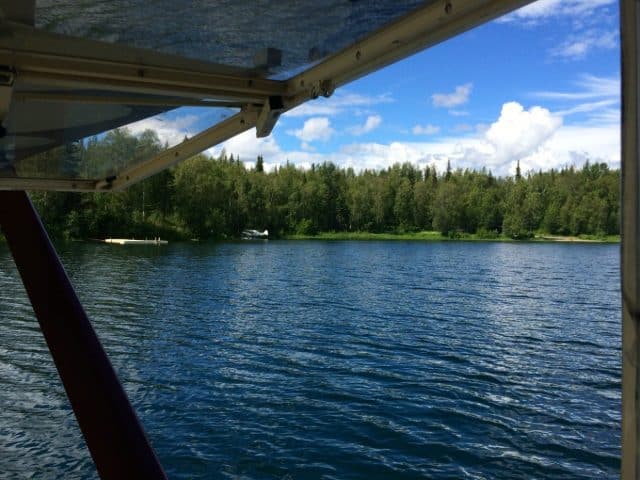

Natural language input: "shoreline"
[282,231,620,243]
[1,232,620,245]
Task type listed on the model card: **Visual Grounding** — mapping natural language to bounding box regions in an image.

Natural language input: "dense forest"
[26,128,619,240]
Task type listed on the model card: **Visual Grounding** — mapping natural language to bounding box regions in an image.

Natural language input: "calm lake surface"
[0,241,620,479]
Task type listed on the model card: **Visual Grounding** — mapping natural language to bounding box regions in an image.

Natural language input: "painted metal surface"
[621,0,638,477]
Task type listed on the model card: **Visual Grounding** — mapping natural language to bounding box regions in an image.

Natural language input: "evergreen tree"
[22,126,621,240]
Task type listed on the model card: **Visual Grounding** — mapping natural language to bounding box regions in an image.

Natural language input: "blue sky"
[128,0,620,177]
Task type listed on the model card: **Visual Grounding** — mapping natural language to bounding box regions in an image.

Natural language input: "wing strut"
[622,0,640,476]
[0,190,167,480]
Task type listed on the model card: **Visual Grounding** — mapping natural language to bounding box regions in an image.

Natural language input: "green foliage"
[25,128,620,241]
[296,218,316,235]
[432,180,462,236]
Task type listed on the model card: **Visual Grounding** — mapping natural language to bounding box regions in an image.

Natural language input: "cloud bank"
[206,100,618,178]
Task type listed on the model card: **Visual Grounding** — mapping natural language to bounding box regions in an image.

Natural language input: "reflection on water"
[0,241,620,479]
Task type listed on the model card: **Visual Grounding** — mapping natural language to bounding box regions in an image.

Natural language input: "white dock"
[104,238,168,245]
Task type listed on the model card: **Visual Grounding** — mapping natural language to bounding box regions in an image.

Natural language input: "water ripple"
[0,241,620,479]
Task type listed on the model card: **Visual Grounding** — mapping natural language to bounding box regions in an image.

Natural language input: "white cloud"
[453,123,473,133]
[284,91,393,118]
[534,74,618,100]
[499,1,617,62]
[551,29,618,59]
[288,117,335,142]
[208,128,326,172]
[484,102,562,164]
[451,101,617,175]
[208,128,281,162]
[586,107,620,124]
[412,124,440,135]
[501,0,616,22]
[348,115,382,135]
[432,83,473,108]
[532,74,619,125]
[554,99,618,117]
[337,140,457,173]
[125,114,200,146]
[517,122,619,173]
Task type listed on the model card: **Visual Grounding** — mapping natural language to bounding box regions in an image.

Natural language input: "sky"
[128,0,621,178]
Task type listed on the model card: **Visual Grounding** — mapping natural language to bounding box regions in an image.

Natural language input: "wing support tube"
[0,190,167,480]
[621,0,640,476]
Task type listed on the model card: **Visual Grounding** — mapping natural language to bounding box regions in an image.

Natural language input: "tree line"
[27,128,620,240]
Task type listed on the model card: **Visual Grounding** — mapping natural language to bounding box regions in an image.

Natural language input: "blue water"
[0,241,620,479]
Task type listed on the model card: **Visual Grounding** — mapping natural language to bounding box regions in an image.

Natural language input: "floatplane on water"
[241,229,268,240]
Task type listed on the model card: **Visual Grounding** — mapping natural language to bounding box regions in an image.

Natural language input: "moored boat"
[241,229,268,240]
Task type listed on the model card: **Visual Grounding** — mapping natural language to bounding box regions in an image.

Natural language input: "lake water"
[0,241,620,479]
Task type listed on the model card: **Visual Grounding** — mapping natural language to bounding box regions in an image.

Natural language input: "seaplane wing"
[0,0,533,192]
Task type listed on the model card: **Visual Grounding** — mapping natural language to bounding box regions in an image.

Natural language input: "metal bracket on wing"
[256,96,285,138]
[256,78,332,138]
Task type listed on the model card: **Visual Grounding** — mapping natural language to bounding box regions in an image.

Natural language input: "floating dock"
[104,238,168,245]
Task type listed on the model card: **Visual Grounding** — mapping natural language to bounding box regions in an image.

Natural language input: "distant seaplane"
[241,229,268,240]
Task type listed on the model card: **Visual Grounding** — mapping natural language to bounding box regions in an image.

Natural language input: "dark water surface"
[0,241,620,479]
